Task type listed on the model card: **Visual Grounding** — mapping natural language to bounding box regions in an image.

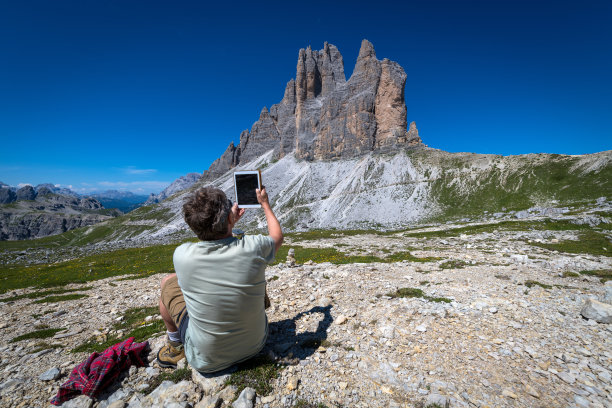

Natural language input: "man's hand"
[256,187,270,207]
[231,202,245,223]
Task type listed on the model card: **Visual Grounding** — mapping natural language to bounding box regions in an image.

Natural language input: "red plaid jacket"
[51,337,149,405]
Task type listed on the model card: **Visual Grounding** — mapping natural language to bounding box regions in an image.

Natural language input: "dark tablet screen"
[235,173,260,205]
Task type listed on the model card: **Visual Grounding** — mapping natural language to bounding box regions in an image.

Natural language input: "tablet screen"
[235,173,260,205]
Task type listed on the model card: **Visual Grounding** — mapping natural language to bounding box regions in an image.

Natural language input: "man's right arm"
[256,187,283,252]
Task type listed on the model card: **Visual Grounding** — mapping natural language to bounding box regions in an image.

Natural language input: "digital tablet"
[233,170,262,208]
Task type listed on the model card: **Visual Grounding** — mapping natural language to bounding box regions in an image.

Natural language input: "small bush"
[294,399,329,408]
[225,355,281,396]
[439,260,469,269]
[386,287,452,303]
[562,271,580,278]
[524,280,552,289]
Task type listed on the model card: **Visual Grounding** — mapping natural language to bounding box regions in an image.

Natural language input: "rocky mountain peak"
[144,172,202,205]
[16,185,36,201]
[354,38,377,74]
[259,106,270,120]
[202,40,423,180]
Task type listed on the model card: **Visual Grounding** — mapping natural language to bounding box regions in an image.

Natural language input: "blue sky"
[1,0,610,194]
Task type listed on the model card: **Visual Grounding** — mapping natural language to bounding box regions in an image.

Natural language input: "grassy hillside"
[419,150,611,219]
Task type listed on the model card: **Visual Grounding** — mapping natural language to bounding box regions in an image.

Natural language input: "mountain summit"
[204,40,422,180]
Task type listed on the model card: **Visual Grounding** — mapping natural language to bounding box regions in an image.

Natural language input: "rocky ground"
[1,217,611,408]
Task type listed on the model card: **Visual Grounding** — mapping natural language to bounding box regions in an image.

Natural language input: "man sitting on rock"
[157,186,283,372]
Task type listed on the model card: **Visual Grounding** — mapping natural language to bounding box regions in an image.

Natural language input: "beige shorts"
[160,275,188,328]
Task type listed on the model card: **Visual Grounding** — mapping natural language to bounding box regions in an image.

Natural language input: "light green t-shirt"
[173,234,276,373]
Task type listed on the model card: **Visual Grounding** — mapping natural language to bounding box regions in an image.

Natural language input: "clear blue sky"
[1,0,610,194]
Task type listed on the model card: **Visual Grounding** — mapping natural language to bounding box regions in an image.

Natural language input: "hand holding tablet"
[233,170,262,208]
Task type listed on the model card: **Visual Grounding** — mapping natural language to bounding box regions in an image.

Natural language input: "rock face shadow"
[264,305,334,362]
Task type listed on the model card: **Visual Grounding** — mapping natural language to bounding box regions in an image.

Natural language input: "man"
[157,185,283,372]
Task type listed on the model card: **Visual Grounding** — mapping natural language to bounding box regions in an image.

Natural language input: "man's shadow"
[264,305,334,363]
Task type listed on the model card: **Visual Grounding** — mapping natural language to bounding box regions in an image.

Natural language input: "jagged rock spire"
[202,40,422,179]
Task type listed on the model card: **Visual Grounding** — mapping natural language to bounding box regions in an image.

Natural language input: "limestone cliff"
[203,40,422,180]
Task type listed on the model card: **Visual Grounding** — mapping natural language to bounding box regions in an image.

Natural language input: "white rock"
[581,299,612,323]
[603,281,612,305]
[232,387,256,408]
[39,367,61,381]
[191,368,231,396]
[426,393,447,406]
[556,371,576,384]
[335,315,347,325]
[176,358,187,370]
[59,395,94,408]
[416,325,427,332]
[379,325,395,339]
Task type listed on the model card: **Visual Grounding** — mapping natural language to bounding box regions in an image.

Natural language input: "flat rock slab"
[581,298,612,323]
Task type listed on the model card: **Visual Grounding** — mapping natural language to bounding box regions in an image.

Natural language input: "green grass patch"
[529,230,611,257]
[1,287,92,302]
[143,367,192,395]
[579,269,611,283]
[72,306,164,353]
[0,243,176,294]
[294,400,329,408]
[524,280,553,289]
[562,271,580,278]
[272,246,439,265]
[225,355,282,396]
[11,328,64,343]
[33,294,88,303]
[439,259,470,269]
[386,287,452,303]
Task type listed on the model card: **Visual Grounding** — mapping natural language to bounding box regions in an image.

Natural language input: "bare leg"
[159,273,178,332]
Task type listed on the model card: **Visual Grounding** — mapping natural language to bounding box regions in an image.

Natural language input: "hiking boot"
[157,340,185,369]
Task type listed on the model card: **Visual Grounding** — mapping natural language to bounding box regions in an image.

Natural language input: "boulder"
[231,387,256,408]
[581,298,612,323]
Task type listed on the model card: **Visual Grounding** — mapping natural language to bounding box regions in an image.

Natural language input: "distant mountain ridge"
[0,186,119,240]
[88,190,148,213]
[0,184,148,212]
[145,173,201,204]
